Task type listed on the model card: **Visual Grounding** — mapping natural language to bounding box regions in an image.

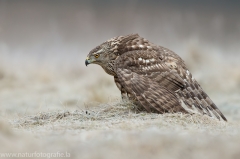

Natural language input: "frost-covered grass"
[11,102,228,132]
[0,102,239,159]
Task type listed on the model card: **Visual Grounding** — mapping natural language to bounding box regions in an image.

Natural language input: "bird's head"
[85,34,140,67]
[85,41,115,67]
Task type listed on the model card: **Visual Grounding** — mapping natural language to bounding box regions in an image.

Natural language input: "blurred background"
[0,0,239,120]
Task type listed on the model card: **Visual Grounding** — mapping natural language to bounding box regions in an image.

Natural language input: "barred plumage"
[85,34,227,121]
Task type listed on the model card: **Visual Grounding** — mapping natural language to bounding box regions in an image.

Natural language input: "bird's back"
[115,34,227,121]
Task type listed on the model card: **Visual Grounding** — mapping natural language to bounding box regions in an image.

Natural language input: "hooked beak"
[85,57,90,66]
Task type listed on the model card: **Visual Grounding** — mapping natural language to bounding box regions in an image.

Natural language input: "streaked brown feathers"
[86,34,227,121]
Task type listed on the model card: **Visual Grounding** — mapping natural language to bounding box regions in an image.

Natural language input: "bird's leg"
[114,76,138,111]
[121,90,129,102]
[114,76,129,102]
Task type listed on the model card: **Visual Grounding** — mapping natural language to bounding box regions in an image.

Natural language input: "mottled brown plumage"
[85,34,227,121]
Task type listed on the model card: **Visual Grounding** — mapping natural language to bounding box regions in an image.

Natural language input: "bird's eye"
[94,54,100,58]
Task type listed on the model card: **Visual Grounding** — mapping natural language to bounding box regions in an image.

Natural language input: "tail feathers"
[176,80,227,121]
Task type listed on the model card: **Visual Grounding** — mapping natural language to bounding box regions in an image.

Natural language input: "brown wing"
[157,47,227,121]
[114,50,188,114]
[114,49,227,121]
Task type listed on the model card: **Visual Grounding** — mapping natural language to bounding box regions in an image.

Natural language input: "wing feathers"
[117,68,188,114]
[114,47,227,121]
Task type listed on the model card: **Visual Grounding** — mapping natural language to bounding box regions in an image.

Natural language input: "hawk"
[85,34,227,121]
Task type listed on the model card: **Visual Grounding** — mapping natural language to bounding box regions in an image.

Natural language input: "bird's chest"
[101,63,116,76]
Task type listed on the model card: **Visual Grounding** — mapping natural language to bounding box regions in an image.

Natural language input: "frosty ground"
[1,102,240,159]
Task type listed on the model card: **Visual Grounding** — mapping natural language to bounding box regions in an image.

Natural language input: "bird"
[85,34,227,121]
